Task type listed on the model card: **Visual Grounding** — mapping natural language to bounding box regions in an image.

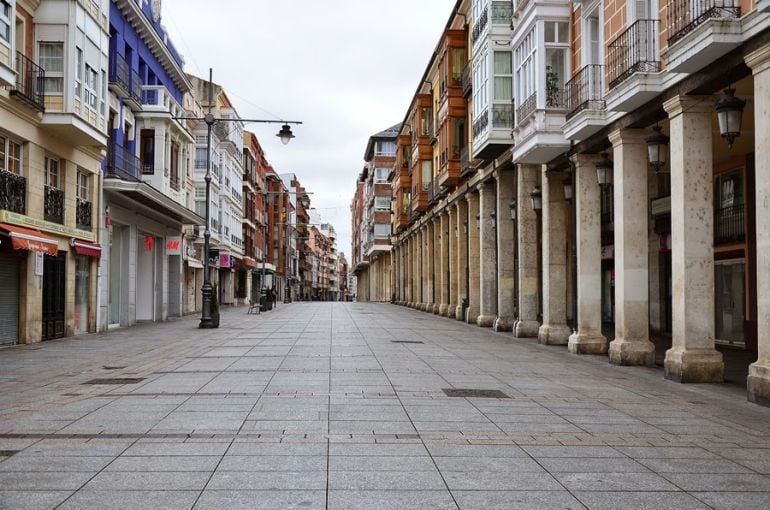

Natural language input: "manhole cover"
[443,388,510,399]
[391,340,424,344]
[83,378,145,385]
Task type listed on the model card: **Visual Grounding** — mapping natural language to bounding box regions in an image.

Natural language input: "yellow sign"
[0,210,97,243]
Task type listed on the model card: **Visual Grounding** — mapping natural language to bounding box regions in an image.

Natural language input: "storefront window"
[715,261,745,346]
[75,255,89,334]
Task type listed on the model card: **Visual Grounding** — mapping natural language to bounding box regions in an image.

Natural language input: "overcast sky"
[162,0,456,260]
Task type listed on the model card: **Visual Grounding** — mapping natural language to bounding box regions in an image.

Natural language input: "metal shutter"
[0,255,19,345]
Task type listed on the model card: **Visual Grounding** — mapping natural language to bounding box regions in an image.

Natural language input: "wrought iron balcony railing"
[566,64,606,119]
[516,93,537,125]
[472,6,489,45]
[491,1,513,24]
[44,185,64,224]
[492,104,513,128]
[105,142,141,181]
[462,62,472,97]
[0,171,26,214]
[108,51,130,93]
[76,198,92,231]
[546,89,566,109]
[460,147,471,177]
[607,19,661,90]
[10,52,45,111]
[668,0,740,45]
[715,204,745,244]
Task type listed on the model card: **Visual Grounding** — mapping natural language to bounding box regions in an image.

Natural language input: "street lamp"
[529,187,542,211]
[715,88,746,148]
[176,69,302,329]
[509,200,516,221]
[562,174,574,201]
[645,125,669,172]
[595,153,613,187]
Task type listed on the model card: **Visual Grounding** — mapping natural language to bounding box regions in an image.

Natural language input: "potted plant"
[210,281,220,328]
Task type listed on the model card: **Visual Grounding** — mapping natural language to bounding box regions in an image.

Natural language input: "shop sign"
[144,235,154,251]
[219,252,232,269]
[35,251,44,276]
[208,249,220,267]
[0,210,96,243]
[166,237,182,256]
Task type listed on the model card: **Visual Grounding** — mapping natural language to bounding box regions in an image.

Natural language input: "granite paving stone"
[0,303,769,509]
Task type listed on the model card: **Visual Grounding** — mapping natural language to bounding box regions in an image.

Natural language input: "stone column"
[662,95,724,382]
[568,154,608,354]
[455,200,469,320]
[431,218,441,314]
[425,221,438,313]
[439,211,450,316]
[447,206,458,317]
[423,225,431,311]
[495,168,516,332]
[538,168,572,344]
[477,181,497,327]
[466,191,481,324]
[747,46,770,404]
[416,228,423,309]
[515,164,541,337]
[407,235,414,307]
[608,129,655,365]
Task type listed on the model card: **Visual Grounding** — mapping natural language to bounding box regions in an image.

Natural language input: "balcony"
[473,111,489,138]
[516,93,537,125]
[10,52,45,111]
[141,85,185,118]
[108,52,142,107]
[668,0,740,46]
[715,204,745,245]
[76,198,92,231]
[460,147,472,177]
[607,19,661,90]
[44,186,64,224]
[472,6,489,45]
[566,64,605,119]
[492,104,513,128]
[105,143,141,181]
[0,171,26,214]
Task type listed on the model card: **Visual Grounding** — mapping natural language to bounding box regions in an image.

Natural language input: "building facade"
[359,0,770,407]
[1,0,108,344]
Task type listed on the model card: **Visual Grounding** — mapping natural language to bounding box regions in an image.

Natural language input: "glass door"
[715,260,746,346]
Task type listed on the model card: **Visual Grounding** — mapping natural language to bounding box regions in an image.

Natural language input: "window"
[374,196,390,210]
[0,136,22,174]
[374,168,389,183]
[491,1,512,24]
[544,21,569,108]
[451,47,466,86]
[514,28,536,108]
[39,42,64,94]
[195,147,207,168]
[544,21,569,44]
[84,64,98,109]
[375,141,396,156]
[140,129,154,173]
[75,47,83,100]
[45,156,60,188]
[374,224,390,238]
[493,52,512,101]
[472,52,488,117]
[421,160,432,191]
[0,1,10,43]
[77,170,89,200]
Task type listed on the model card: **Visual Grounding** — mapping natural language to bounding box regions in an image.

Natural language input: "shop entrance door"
[715,260,746,347]
[42,252,66,341]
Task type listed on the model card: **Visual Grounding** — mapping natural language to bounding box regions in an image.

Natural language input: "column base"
[446,303,457,318]
[664,347,724,383]
[748,360,770,406]
[465,308,479,325]
[538,324,572,345]
[493,316,514,332]
[432,304,441,314]
[439,304,449,316]
[455,305,465,321]
[568,332,608,355]
[608,338,655,366]
[476,314,495,328]
[514,320,540,338]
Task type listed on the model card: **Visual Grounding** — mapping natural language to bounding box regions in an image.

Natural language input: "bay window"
[544,21,569,108]
[0,1,10,43]
[374,196,390,211]
[421,160,432,191]
[514,28,536,113]
[39,42,64,94]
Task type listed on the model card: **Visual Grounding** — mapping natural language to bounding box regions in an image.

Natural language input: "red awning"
[72,239,102,258]
[0,223,58,255]
[242,257,258,269]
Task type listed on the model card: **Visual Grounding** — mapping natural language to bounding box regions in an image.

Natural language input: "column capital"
[746,44,770,74]
[570,153,603,167]
[663,95,716,118]
[608,128,646,147]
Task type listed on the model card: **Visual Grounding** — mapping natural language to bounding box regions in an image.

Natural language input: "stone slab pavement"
[1,302,770,509]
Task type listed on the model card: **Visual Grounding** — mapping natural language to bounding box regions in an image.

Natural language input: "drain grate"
[443,388,510,399]
[0,450,18,457]
[391,340,424,344]
[102,366,127,370]
[83,378,145,385]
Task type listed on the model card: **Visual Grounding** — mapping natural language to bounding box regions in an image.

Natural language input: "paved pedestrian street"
[1,303,770,509]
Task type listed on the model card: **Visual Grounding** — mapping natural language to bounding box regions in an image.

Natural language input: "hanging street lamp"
[645,125,670,172]
[595,153,613,187]
[715,88,746,149]
[562,174,574,201]
[530,187,542,211]
[509,200,517,220]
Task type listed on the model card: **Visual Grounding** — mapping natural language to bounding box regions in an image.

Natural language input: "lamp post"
[715,88,746,148]
[645,126,669,172]
[175,69,301,329]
